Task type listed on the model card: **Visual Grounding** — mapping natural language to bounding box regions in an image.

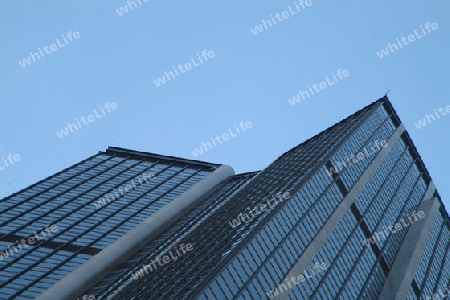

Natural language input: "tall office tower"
[1,96,449,300]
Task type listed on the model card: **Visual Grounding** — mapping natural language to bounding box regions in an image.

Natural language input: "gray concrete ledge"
[271,124,405,300]
[378,186,439,300]
[36,165,235,300]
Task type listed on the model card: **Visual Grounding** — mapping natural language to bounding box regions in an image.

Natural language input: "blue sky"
[1,1,449,211]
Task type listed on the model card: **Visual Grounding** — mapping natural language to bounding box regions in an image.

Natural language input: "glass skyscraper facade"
[1,96,449,300]
[0,149,218,299]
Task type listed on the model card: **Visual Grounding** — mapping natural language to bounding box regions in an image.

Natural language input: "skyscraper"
[1,96,449,300]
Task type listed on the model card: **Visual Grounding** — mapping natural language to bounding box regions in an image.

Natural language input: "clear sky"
[1,1,449,211]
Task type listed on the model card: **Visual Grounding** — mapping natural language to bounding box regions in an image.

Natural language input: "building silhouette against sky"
[1,96,449,300]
